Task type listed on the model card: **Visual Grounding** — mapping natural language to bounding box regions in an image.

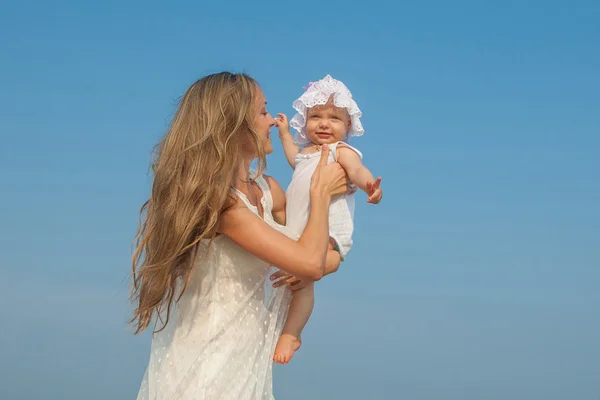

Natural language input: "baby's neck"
[302,140,341,154]
[307,142,322,151]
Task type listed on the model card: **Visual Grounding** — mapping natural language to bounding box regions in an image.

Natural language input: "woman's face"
[253,87,276,155]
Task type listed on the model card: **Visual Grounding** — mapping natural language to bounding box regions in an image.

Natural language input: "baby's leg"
[274,240,336,364]
[273,238,336,364]
[273,282,314,364]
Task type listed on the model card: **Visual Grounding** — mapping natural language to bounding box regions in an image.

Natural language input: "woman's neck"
[234,157,253,188]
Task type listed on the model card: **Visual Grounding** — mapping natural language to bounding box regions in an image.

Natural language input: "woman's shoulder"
[264,176,286,209]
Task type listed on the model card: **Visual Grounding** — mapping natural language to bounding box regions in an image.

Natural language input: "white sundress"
[136,175,293,399]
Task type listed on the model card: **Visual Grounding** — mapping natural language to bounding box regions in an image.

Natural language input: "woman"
[131,72,349,399]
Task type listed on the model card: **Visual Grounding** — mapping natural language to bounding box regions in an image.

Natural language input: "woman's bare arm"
[267,175,342,277]
[265,175,286,226]
[220,146,346,281]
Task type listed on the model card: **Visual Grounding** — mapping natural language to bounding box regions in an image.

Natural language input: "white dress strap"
[329,141,363,162]
[253,175,273,211]
[229,174,272,218]
[230,186,256,211]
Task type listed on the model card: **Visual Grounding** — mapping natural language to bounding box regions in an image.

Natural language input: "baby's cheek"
[305,121,318,131]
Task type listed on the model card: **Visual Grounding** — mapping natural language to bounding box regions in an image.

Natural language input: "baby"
[273,74,382,363]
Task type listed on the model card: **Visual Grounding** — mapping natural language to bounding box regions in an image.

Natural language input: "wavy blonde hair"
[130,72,266,334]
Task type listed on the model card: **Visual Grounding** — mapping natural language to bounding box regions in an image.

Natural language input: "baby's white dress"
[285,142,362,259]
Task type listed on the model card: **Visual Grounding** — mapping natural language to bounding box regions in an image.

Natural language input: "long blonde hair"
[130,72,266,334]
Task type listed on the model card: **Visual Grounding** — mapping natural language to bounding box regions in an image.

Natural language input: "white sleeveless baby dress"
[285,142,362,259]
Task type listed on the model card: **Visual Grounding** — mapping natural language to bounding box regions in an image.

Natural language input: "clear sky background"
[1,0,598,399]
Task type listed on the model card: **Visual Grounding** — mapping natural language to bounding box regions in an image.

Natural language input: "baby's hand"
[275,113,291,136]
[366,177,382,204]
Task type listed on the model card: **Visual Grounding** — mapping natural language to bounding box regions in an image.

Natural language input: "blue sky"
[1,0,598,399]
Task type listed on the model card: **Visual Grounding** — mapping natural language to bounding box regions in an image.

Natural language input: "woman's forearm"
[296,190,332,279]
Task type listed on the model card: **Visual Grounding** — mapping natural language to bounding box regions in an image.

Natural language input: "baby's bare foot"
[273,334,302,364]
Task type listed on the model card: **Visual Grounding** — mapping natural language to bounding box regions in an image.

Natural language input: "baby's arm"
[275,113,300,169]
[337,146,383,204]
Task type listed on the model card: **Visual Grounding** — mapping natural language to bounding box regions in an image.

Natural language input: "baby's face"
[305,99,350,146]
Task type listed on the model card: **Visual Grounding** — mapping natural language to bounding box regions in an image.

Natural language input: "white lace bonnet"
[289,74,364,147]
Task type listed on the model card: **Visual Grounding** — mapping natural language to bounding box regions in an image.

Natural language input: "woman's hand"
[270,245,341,289]
[310,144,352,199]
[270,270,308,291]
